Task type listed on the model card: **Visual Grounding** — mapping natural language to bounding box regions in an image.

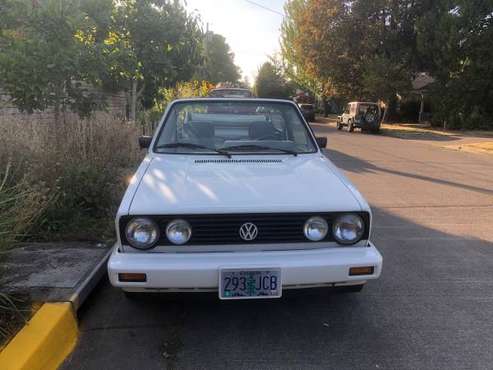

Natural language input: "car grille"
[120,212,370,246]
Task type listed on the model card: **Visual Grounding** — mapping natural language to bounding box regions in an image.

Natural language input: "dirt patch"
[442,141,493,155]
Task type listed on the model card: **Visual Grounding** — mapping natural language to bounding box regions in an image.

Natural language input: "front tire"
[348,120,355,132]
[336,121,342,130]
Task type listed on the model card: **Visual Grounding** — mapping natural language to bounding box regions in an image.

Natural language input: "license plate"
[219,268,282,300]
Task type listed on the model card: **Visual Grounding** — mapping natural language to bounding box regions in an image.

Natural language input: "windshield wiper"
[219,144,298,156]
[155,142,231,158]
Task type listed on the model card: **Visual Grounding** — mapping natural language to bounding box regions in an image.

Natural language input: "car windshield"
[154,101,317,155]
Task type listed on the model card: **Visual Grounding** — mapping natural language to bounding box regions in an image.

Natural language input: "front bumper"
[108,242,382,292]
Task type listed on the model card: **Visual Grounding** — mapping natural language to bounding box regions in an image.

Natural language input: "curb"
[0,246,112,370]
[0,303,78,370]
[70,247,112,311]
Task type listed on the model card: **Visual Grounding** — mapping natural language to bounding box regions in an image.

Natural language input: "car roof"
[170,97,297,104]
[349,101,379,105]
[210,88,251,91]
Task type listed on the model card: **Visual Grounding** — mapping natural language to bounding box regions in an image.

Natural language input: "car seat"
[249,121,277,140]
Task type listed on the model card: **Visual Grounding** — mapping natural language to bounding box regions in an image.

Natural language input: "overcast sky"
[185,0,286,84]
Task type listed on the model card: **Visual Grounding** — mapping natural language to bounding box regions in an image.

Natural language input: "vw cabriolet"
[108,98,382,299]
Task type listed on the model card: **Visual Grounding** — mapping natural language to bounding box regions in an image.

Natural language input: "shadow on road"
[63,206,493,370]
[326,148,493,196]
[312,122,467,142]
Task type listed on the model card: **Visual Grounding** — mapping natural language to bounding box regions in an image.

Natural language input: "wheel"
[336,121,342,130]
[340,284,365,293]
[348,120,354,132]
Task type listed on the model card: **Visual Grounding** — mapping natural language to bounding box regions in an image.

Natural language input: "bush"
[0,114,141,245]
[0,164,49,250]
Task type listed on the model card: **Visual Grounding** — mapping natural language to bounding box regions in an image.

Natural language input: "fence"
[0,88,127,121]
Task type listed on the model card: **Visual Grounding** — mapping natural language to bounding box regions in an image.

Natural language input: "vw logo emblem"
[239,222,258,241]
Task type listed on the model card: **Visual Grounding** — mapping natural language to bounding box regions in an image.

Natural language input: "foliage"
[0,0,207,120]
[281,0,493,129]
[0,114,141,242]
[104,0,204,119]
[0,164,48,250]
[0,293,29,345]
[254,62,294,99]
[0,0,105,120]
[416,0,493,129]
[140,80,214,133]
[195,31,241,84]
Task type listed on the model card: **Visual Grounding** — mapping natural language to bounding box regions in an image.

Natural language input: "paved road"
[62,122,493,370]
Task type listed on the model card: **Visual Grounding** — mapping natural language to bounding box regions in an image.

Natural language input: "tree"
[0,0,205,121]
[417,0,493,128]
[254,62,294,98]
[103,0,203,121]
[195,31,241,84]
[0,0,107,121]
[282,1,444,118]
[281,0,332,98]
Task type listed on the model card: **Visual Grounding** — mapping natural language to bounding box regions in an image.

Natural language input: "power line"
[244,0,284,17]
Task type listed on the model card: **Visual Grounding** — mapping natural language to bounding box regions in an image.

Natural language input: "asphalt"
[61,122,493,370]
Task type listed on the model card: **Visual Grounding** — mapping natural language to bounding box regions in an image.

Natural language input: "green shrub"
[0,164,49,250]
[0,114,141,244]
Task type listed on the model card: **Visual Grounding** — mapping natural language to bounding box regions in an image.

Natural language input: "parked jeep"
[337,102,381,133]
[108,98,382,300]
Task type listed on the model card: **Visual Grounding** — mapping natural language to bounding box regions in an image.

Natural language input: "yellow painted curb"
[0,302,78,370]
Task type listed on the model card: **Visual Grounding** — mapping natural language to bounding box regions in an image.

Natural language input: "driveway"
[61,122,493,370]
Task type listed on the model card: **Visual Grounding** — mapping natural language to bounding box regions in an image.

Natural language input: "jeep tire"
[348,120,354,132]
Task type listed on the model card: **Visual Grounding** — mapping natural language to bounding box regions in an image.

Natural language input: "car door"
[342,104,350,123]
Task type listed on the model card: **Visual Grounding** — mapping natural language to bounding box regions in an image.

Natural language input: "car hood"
[128,154,362,214]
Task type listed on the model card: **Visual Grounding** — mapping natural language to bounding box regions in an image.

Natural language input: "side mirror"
[139,136,152,149]
[316,136,327,148]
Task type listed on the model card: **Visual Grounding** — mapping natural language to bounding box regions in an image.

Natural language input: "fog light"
[349,266,374,276]
[118,273,147,282]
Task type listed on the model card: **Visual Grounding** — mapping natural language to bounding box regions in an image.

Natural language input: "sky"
[185,0,286,84]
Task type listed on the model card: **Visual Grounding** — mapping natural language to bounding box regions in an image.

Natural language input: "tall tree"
[417,0,493,128]
[281,0,425,116]
[104,0,203,120]
[281,0,325,96]
[195,31,241,84]
[254,61,293,98]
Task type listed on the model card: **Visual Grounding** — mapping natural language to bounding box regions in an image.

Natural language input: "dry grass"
[0,113,142,245]
[442,141,493,155]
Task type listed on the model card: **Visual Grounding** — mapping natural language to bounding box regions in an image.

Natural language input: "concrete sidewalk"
[0,242,111,309]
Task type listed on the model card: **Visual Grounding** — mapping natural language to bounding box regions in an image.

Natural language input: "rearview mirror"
[316,136,327,148]
[139,136,152,149]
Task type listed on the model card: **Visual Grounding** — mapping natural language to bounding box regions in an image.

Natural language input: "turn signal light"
[118,273,147,282]
[349,266,374,276]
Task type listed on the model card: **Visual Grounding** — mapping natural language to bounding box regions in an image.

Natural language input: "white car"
[108,98,382,299]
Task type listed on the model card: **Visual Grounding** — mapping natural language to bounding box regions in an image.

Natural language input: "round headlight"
[333,214,364,245]
[304,216,329,241]
[125,218,159,249]
[166,219,192,245]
